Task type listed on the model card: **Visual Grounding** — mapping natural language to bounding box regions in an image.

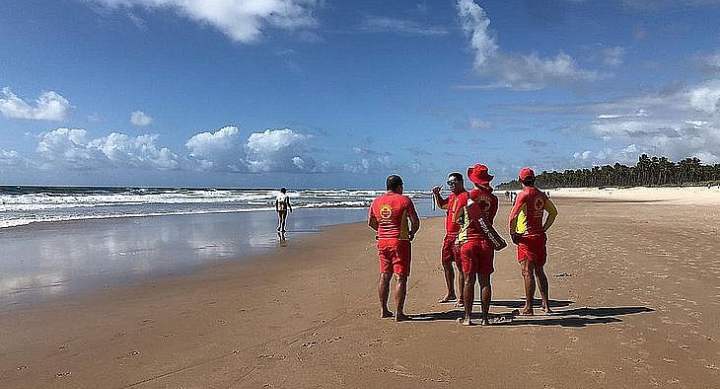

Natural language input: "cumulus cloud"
[82,0,321,43]
[0,87,72,121]
[36,128,179,170]
[245,128,313,172]
[186,126,244,171]
[359,16,448,36]
[130,110,153,126]
[455,0,599,90]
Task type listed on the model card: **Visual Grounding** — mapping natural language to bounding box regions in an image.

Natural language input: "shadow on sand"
[409,301,654,328]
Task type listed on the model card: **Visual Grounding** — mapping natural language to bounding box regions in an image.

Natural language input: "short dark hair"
[448,172,463,182]
[280,187,287,193]
[386,175,403,192]
[520,179,535,187]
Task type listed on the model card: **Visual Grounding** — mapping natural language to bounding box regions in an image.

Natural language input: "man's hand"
[432,186,441,195]
[510,233,521,245]
[408,232,415,242]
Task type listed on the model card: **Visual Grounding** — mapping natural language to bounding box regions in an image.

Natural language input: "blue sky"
[1,0,719,189]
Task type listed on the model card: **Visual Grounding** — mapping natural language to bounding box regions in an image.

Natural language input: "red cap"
[467,164,494,185]
[519,167,535,181]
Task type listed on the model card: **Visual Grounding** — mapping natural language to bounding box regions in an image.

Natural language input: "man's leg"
[460,272,476,325]
[378,273,393,318]
[440,261,456,302]
[520,259,536,315]
[280,212,287,232]
[456,264,466,306]
[394,274,409,322]
[277,212,282,231]
[478,274,492,325]
[535,265,551,313]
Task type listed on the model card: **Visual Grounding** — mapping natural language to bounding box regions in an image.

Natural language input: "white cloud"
[455,0,599,90]
[245,128,312,172]
[36,128,179,170]
[0,150,27,167]
[186,126,244,171]
[0,87,72,121]
[82,0,320,43]
[359,16,448,36]
[600,46,625,68]
[130,110,153,126]
[457,0,497,69]
[577,79,720,164]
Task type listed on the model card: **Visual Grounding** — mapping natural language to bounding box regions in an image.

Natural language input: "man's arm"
[407,200,420,240]
[508,192,525,234]
[368,208,379,231]
[275,199,279,212]
[432,186,449,209]
[543,198,558,232]
[287,197,293,213]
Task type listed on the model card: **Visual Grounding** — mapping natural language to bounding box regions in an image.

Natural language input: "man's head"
[466,164,493,189]
[386,174,404,194]
[280,187,287,194]
[519,168,535,187]
[446,172,464,194]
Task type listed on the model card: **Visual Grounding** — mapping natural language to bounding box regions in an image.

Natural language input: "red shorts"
[517,233,547,267]
[460,240,494,275]
[377,239,411,276]
[441,235,461,265]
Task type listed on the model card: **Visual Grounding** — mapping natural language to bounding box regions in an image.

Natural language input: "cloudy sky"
[1,0,719,189]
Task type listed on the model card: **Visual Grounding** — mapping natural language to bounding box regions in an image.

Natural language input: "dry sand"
[1,196,719,388]
[551,186,720,206]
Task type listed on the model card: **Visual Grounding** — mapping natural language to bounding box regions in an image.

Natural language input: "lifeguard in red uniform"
[369,175,420,322]
[509,168,558,315]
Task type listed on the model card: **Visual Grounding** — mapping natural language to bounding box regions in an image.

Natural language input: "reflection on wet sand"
[0,206,384,308]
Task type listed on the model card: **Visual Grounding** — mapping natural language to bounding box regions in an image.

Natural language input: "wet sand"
[1,197,719,388]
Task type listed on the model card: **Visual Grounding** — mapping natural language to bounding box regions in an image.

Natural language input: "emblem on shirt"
[379,204,393,219]
[534,197,544,210]
[477,197,492,212]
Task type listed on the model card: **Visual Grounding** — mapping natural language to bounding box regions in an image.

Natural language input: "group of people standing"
[368,165,558,326]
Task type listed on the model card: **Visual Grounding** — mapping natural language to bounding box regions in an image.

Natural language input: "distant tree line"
[497,154,720,190]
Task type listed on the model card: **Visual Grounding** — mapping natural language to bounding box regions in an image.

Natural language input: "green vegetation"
[498,155,720,190]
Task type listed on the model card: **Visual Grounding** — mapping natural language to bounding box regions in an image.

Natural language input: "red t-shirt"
[436,190,468,237]
[457,188,498,243]
[509,187,550,236]
[369,192,418,240]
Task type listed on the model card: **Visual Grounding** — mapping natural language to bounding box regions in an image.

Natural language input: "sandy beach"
[1,194,719,388]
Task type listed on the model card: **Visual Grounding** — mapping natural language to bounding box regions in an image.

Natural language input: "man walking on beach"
[456,164,498,326]
[275,187,292,233]
[369,175,420,322]
[431,173,468,304]
[509,168,558,315]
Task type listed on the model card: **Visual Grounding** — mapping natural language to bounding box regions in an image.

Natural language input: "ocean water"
[0,186,441,308]
[0,186,431,229]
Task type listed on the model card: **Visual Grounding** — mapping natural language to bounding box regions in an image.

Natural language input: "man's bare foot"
[457,317,473,326]
[395,313,410,322]
[381,310,393,318]
[541,307,553,314]
[454,301,465,308]
[480,317,490,326]
[438,295,457,303]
